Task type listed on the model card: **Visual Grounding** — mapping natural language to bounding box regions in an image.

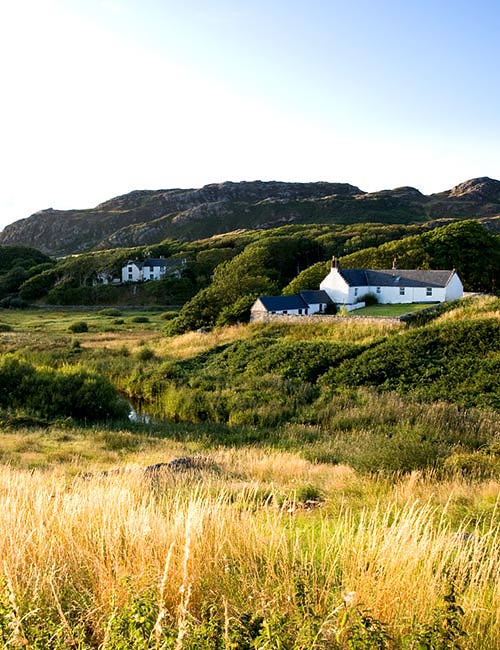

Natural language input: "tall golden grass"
[0,452,498,648]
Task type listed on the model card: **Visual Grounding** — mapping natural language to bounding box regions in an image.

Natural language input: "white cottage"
[320,258,463,306]
[251,295,309,321]
[122,260,143,283]
[121,257,187,283]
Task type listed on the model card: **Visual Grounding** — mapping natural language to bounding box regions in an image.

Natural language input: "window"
[400,287,405,295]
[128,273,133,280]
[376,287,381,294]
[354,288,358,296]
[426,287,433,296]
[298,309,302,315]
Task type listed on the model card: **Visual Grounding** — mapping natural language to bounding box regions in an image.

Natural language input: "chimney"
[392,257,398,270]
[332,256,340,270]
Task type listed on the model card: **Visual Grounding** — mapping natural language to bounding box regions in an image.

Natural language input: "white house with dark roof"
[251,295,309,320]
[251,290,333,320]
[298,290,333,313]
[320,258,463,305]
[121,257,187,283]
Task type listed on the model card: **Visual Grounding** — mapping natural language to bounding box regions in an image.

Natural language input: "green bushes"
[329,318,500,409]
[68,321,89,333]
[0,354,128,421]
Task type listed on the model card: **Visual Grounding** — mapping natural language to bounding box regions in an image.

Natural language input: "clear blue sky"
[1,0,499,230]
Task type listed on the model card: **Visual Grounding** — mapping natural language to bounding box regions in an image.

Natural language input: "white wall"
[143,264,165,281]
[319,269,350,304]
[445,274,464,300]
[122,262,142,283]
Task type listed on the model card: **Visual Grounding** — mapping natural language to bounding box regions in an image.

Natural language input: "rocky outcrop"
[1,178,499,257]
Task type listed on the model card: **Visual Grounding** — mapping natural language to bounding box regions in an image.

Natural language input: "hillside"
[2,177,500,256]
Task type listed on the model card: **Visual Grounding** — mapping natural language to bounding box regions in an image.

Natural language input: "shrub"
[360,292,378,306]
[99,308,122,316]
[68,321,88,333]
[0,323,12,332]
[131,315,150,323]
[136,347,155,362]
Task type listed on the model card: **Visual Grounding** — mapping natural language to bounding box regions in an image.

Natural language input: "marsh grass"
[0,450,499,648]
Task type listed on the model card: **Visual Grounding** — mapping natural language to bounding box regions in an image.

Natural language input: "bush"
[0,323,12,332]
[360,292,378,306]
[0,355,129,420]
[131,315,150,323]
[136,347,155,361]
[68,321,88,333]
[99,308,122,316]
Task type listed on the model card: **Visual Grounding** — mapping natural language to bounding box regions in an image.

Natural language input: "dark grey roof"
[299,290,333,305]
[143,258,167,268]
[338,269,455,288]
[257,295,309,311]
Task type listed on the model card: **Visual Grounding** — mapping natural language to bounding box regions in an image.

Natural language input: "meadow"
[0,301,499,648]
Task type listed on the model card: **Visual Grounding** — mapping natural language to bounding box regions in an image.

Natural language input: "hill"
[2,177,500,256]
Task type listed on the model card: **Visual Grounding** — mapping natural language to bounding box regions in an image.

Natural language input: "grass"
[349,303,436,317]
[1,300,500,646]
[0,432,499,648]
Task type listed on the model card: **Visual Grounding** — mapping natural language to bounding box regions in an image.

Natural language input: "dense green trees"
[0,246,54,303]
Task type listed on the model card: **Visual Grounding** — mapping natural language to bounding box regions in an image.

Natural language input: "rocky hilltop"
[1,177,499,257]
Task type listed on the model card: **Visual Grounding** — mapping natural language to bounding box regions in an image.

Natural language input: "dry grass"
[157,324,254,359]
[0,440,499,647]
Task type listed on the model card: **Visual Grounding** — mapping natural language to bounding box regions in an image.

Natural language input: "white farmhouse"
[121,257,187,283]
[320,258,463,306]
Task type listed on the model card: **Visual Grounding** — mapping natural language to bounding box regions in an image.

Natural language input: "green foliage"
[0,245,52,274]
[342,220,500,292]
[360,292,378,306]
[332,319,500,409]
[135,347,155,361]
[216,293,259,326]
[69,321,89,333]
[19,267,59,300]
[406,584,466,650]
[168,234,325,333]
[0,354,128,421]
[282,261,330,295]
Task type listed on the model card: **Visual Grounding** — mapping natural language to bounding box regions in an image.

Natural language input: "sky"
[1,0,499,231]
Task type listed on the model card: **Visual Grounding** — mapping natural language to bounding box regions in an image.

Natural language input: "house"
[250,291,333,321]
[93,271,120,286]
[251,295,309,320]
[319,258,463,305]
[298,290,333,314]
[122,260,144,283]
[121,257,187,283]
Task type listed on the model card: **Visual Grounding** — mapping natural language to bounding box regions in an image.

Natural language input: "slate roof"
[143,258,167,268]
[256,295,309,311]
[299,290,333,305]
[338,269,455,288]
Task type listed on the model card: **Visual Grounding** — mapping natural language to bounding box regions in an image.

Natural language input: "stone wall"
[250,312,403,326]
